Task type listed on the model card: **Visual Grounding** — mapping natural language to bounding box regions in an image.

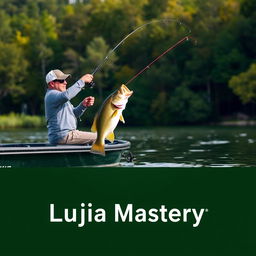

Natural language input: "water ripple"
[189,149,206,152]
[136,162,203,168]
[200,140,230,145]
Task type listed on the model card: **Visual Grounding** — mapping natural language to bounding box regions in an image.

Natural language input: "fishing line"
[126,36,191,85]
[86,18,191,88]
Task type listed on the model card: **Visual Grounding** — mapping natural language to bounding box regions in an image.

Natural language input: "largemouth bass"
[90,84,133,156]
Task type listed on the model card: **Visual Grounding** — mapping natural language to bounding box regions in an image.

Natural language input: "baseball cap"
[45,69,70,84]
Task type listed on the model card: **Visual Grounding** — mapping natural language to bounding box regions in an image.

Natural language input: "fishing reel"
[84,81,95,89]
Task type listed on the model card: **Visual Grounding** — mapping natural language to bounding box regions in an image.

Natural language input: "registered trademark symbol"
[205,209,209,212]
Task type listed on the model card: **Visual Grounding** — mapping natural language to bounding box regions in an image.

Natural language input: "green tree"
[0,0,254,122]
[0,10,13,42]
[229,63,256,103]
[59,3,91,52]
[151,91,170,125]
[239,0,256,59]
[13,9,60,114]
[85,0,148,46]
[0,42,28,100]
[168,86,211,124]
[82,37,118,100]
[183,0,241,119]
[143,0,168,20]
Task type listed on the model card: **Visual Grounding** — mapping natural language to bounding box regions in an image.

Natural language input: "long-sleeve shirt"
[44,79,86,144]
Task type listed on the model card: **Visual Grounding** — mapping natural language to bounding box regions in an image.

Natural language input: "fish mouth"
[112,103,124,109]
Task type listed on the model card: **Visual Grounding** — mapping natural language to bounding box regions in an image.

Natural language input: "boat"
[0,140,131,167]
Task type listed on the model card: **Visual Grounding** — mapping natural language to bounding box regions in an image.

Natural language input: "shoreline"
[216,120,256,126]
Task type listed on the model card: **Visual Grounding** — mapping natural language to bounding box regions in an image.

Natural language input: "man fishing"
[44,69,97,145]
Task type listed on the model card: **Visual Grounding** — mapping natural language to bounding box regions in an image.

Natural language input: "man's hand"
[82,96,95,107]
[80,74,93,83]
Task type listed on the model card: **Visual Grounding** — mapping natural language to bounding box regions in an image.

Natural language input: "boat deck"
[0,140,131,167]
[0,140,130,155]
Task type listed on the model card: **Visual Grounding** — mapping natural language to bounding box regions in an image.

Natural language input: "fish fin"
[122,84,128,90]
[91,113,98,132]
[106,132,115,142]
[119,114,125,123]
[90,142,105,156]
[125,90,133,97]
[112,110,118,118]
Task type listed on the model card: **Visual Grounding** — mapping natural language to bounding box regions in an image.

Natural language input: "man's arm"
[73,102,87,118]
[63,74,94,101]
[48,74,94,105]
[73,96,95,118]
[63,80,85,101]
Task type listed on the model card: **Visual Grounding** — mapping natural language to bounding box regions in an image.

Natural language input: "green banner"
[0,167,255,255]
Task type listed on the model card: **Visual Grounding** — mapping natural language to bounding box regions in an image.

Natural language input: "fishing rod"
[85,19,191,88]
[125,36,191,85]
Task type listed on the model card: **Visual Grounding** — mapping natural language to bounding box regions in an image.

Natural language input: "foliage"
[0,41,28,99]
[0,0,255,125]
[168,86,211,124]
[83,36,118,100]
[0,113,45,129]
[229,63,256,103]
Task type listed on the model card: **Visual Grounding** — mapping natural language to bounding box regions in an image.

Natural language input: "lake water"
[1,126,255,167]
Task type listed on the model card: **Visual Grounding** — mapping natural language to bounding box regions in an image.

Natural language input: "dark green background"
[0,167,255,255]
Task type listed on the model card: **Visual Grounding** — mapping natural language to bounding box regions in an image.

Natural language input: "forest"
[0,0,255,126]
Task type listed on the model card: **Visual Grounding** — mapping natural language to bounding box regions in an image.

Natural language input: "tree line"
[0,0,255,126]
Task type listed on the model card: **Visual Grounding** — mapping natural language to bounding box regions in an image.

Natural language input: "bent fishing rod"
[85,19,191,88]
[125,36,191,85]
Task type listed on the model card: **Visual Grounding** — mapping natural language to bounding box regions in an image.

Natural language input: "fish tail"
[90,141,105,156]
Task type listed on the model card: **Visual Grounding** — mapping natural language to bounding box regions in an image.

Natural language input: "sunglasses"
[53,79,66,83]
